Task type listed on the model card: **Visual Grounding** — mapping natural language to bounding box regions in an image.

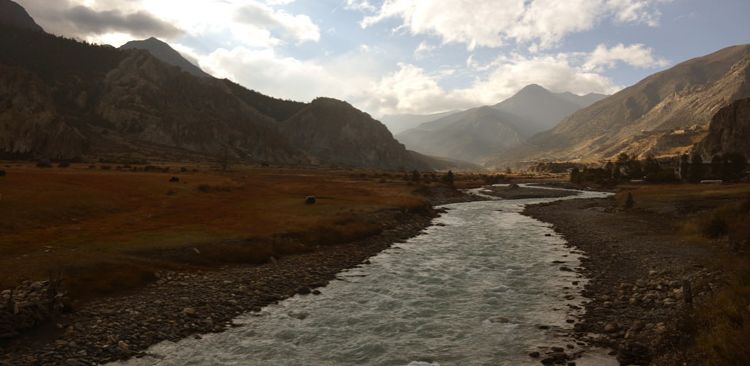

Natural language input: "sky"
[16,0,750,118]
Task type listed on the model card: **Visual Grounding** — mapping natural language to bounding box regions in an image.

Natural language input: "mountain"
[493,84,607,134]
[396,106,530,164]
[279,98,428,170]
[695,97,750,159]
[120,37,211,78]
[380,111,459,134]
[492,44,750,167]
[0,16,426,169]
[0,0,43,32]
[395,85,604,164]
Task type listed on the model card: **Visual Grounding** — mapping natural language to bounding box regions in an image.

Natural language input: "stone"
[528,351,540,358]
[604,322,619,333]
[117,341,129,352]
[182,307,197,317]
[617,342,651,365]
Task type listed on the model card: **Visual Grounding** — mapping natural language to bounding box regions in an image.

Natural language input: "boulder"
[305,196,317,205]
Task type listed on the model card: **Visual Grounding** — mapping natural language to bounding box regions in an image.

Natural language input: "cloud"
[583,43,670,71]
[65,6,182,39]
[414,41,436,59]
[235,2,320,44]
[358,0,670,50]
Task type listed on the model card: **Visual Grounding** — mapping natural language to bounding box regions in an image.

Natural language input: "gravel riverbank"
[524,197,724,365]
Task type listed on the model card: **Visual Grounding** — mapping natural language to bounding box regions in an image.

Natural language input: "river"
[114,187,616,366]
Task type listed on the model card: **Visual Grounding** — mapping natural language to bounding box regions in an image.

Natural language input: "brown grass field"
[0,163,429,300]
[616,183,750,365]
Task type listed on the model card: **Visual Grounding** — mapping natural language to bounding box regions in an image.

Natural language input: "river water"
[115,187,616,366]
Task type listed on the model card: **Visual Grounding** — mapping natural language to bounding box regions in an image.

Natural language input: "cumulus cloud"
[358,0,670,50]
[235,2,320,44]
[583,43,669,71]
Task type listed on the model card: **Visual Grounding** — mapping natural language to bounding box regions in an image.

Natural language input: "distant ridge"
[490,44,750,167]
[120,37,212,78]
[395,84,605,164]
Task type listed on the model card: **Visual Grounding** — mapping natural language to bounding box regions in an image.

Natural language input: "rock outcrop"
[695,97,750,159]
[280,98,426,170]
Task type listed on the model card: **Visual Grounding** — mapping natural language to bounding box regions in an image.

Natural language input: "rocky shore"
[524,197,724,365]
[0,197,469,366]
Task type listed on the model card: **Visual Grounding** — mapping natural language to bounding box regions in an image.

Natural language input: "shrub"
[624,192,635,209]
[58,161,70,168]
[36,159,52,168]
[703,213,729,238]
[0,170,6,177]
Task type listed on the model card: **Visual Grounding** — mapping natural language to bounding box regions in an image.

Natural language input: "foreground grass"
[617,184,750,365]
[0,164,427,301]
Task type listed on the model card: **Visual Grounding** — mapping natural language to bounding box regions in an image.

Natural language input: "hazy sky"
[16,0,750,117]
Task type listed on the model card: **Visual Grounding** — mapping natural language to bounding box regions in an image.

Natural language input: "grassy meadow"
[0,163,428,300]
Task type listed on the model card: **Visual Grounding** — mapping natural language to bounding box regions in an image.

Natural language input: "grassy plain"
[0,163,428,300]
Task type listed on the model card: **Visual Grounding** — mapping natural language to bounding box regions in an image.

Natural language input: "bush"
[58,161,70,168]
[36,159,52,168]
[624,192,635,209]
[703,213,729,238]
[0,170,6,177]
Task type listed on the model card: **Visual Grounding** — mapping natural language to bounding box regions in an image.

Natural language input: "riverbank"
[0,165,483,365]
[0,209,442,366]
[524,184,750,365]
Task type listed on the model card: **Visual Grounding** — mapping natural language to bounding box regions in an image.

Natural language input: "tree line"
[570,152,748,185]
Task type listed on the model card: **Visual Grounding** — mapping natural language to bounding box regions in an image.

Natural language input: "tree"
[442,170,455,186]
[219,144,231,171]
[688,153,704,182]
[411,170,421,182]
[505,167,512,174]
[679,154,690,181]
[624,192,635,209]
[643,155,661,180]
[570,167,582,184]
[721,152,748,182]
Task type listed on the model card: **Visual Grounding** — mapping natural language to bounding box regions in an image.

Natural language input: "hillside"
[279,98,427,170]
[695,97,750,159]
[0,0,42,32]
[493,84,607,134]
[380,111,459,134]
[492,44,750,166]
[120,37,212,78]
[396,85,604,164]
[0,11,425,169]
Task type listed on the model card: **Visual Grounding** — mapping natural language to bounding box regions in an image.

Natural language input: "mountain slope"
[0,0,42,32]
[493,84,606,134]
[396,106,529,164]
[279,98,426,170]
[395,85,604,164]
[494,44,750,166]
[120,37,211,78]
[380,111,459,134]
[696,97,750,159]
[0,22,426,169]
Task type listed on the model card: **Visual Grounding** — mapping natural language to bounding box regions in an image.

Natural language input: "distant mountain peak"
[120,37,211,78]
[0,0,44,32]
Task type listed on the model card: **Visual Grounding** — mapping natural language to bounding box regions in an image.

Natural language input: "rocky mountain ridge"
[0,3,426,170]
[492,44,750,167]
